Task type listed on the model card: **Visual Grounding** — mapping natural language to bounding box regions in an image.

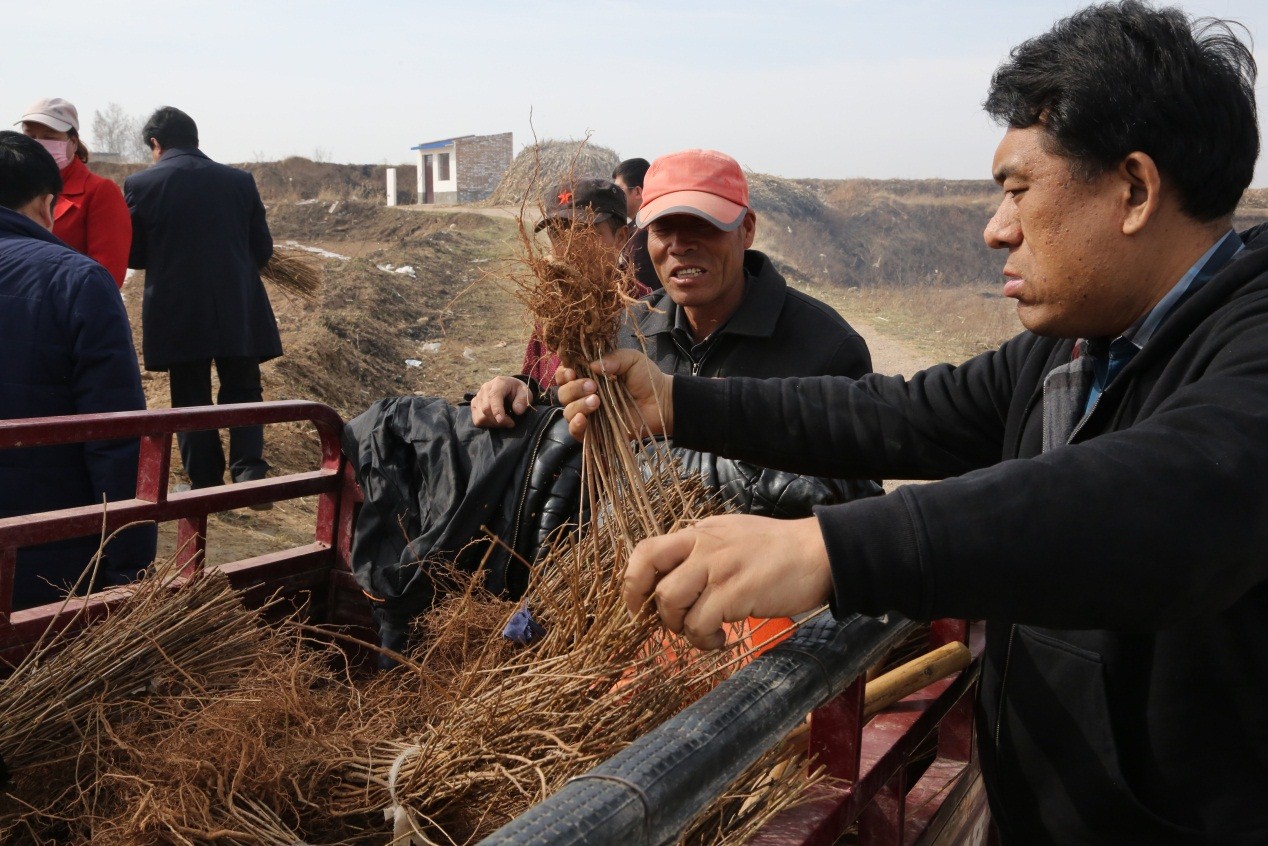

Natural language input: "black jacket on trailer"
[343,400,870,656]
[342,401,576,643]
[671,226,1268,843]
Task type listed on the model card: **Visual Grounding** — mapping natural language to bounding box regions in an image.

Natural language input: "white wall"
[431,145,457,193]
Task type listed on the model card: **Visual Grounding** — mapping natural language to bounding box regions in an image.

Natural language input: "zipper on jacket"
[668,335,716,377]
[994,623,1017,752]
[998,358,1102,753]
[508,408,561,556]
[1040,379,1050,450]
[1068,393,1103,444]
[1001,367,1093,753]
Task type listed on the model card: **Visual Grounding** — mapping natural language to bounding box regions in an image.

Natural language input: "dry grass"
[260,247,321,301]
[843,283,1021,362]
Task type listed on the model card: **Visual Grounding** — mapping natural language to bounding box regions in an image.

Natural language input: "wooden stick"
[863,641,972,719]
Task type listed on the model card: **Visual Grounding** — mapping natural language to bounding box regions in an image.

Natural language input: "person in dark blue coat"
[125,107,281,491]
[0,131,155,610]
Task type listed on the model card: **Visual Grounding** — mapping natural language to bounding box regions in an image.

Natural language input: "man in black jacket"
[125,107,281,492]
[560,3,1267,843]
[612,157,661,292]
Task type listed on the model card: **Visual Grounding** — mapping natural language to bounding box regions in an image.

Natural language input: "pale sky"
[6,1,1267,186]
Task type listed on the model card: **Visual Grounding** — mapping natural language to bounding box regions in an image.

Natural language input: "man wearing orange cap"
[620,148,869,380]
[471,148,871,426]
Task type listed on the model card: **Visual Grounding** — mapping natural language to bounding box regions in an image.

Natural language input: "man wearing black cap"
[472,176,652,424]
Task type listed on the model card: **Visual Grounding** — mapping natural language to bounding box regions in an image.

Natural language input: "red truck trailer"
[0,402,988,845]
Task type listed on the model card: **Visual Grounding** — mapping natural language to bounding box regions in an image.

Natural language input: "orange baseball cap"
[635,149,749,232]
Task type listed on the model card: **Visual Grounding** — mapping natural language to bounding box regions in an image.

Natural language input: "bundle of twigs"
[85,633,376,845]
[511,168,685,538]
[327,474,793,843]
[0,552,275,841]
[260,247,321,301]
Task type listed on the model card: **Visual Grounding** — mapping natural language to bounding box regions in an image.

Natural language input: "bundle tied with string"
[0,541,284,842]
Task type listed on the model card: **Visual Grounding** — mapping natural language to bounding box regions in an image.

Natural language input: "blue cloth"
[0,206,156,609]
[501,603,546,645]
[1083,230,1244,413]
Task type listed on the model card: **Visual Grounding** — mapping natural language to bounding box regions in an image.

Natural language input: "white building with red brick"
[411,133,513,205]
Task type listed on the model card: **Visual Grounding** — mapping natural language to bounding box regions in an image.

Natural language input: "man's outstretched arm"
[624,513,832,649]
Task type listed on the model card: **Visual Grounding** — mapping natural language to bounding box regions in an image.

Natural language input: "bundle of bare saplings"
[260,246,322,301]
[0,168,820,845]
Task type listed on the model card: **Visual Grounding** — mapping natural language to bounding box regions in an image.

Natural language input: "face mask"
[36,138,72,169]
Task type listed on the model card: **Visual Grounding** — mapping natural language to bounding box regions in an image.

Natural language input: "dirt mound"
[805,178,998,206]
[485,139,620,207]
[241,157,419,204]
[746,171,828,219]
[266,199,493,247]
[91,157,418,204]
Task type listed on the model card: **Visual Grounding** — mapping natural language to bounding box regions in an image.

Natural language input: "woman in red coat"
[18,98,131,288]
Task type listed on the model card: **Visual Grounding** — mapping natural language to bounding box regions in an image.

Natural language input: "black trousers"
[168,357,270,488]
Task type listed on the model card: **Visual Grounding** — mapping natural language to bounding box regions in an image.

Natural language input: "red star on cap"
[557,190,573,205]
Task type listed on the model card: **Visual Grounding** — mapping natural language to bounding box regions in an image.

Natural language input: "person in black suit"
[125,107,281,495]
[612,157,661,292]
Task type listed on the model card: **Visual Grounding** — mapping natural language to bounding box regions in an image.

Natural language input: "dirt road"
[841,315,936,377]
[792,280,940,377]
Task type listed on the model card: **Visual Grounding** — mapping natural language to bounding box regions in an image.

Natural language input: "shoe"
[231,467,271,484]
[232,466,273,510]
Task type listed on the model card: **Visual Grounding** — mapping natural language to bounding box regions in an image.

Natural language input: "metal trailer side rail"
[477,610,919,846]
[0,401,367,665]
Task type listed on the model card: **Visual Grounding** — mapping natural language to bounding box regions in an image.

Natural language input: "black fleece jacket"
[619,249,872,379]
[672,225,1268,844]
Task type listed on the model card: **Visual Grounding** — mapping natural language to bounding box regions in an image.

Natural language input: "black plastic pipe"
[476,610,917,846]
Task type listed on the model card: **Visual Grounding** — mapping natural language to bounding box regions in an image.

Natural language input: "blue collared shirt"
[1083,229,1244,413]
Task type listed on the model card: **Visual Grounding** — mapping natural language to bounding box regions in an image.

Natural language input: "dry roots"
[0,480,814,844]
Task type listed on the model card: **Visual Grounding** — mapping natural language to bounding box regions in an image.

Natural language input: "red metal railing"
[753,619,986,845]
[0,401,364,664]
